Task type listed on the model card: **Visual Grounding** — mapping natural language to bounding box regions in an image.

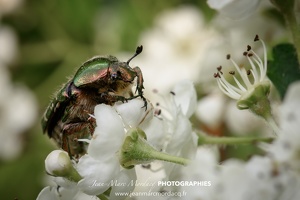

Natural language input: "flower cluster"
[38,80,198,199]
[180,81,300,200]
[213,35,279,134]
[37,1,300,199]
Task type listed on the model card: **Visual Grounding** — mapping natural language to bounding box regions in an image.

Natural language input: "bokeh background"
[0,0,287,199]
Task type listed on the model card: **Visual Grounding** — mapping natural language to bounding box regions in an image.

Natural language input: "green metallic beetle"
[42,46,146,157]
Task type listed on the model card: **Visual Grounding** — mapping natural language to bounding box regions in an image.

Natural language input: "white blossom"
[39,99,153,199]
[267,81,300,171]
[45,150,73,176]
[214,35,269,101]
[207,0,261,19]
[143,80,198,188]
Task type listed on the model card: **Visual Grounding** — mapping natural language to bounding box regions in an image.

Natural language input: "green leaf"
[268,43,300,99]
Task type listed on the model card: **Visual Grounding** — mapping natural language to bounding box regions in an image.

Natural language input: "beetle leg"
[62,122,95,157]
[132,66,144,95]
[133,66,147,109]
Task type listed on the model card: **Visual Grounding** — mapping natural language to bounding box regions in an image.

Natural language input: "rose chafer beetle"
[41,46,146,157]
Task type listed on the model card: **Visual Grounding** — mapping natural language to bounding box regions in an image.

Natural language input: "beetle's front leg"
[133,66,144,96]
[133,66,147,109]
[100,92,128,104]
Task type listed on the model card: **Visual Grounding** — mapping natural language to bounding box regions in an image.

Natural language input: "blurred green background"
[0,0,214,199]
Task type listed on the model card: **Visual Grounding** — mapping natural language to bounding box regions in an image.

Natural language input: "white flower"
[214,35,269,102]
[267,81,300,171]
[145,80,197,155]
[200,0,284,84]
[143,80,198,183]
[39,98,153,199]
[78,99,153,196]
[196,91,226,129]
[180,147,219,200]
[207,0,261,19]
[45,150,72,176]
[180,152,300,200]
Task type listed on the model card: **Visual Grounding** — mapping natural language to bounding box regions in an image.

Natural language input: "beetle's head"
[109,45,143,82]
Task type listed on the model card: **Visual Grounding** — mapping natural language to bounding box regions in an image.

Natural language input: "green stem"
[149,150,190,166]
[120,128,191,168]
[64,167,82,183]
[198,133,274,146]
[97,194,108,200]
[266,116,280,135]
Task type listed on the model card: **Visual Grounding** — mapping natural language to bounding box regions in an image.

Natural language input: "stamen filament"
[246,56,260,82]
[250,50,265,81]
[217,79,241,99]
[230,58,252,88]
[232,76,247,92]
[259,39,268,77]
[220,75,244,94]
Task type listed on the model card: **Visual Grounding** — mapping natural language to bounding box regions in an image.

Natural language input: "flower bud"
[45,150,81,182]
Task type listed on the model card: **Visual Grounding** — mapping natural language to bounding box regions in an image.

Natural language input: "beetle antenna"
[126,45,143,64]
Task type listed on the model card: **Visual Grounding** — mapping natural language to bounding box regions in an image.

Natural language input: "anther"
[213,73,221,78]
[217,66,222,71]
[247,45,251,51]
[226,54,231,60]
[243,51,248,56]
[248,53,253,57]
[170,91,176,95]
[247,70,251,75]
[254,34,259,42]
[229,71,235,75]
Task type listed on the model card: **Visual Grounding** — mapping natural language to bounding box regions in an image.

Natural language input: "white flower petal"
[45,150,72,176]
[207,0,234,10]
[142,117,165,149]
[114,99,153,128]
[280,81,300,135]
[37,186,80,200]
[37,186,59,200]
[88,104,125,161]
[172,80,197,118]
[208,0,261,19]
[110,169,137,200]
[77,155,120,195]
[180,147,218,199]
[196,92,226,128]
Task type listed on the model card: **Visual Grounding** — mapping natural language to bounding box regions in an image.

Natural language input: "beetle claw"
[141,96,148,111]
